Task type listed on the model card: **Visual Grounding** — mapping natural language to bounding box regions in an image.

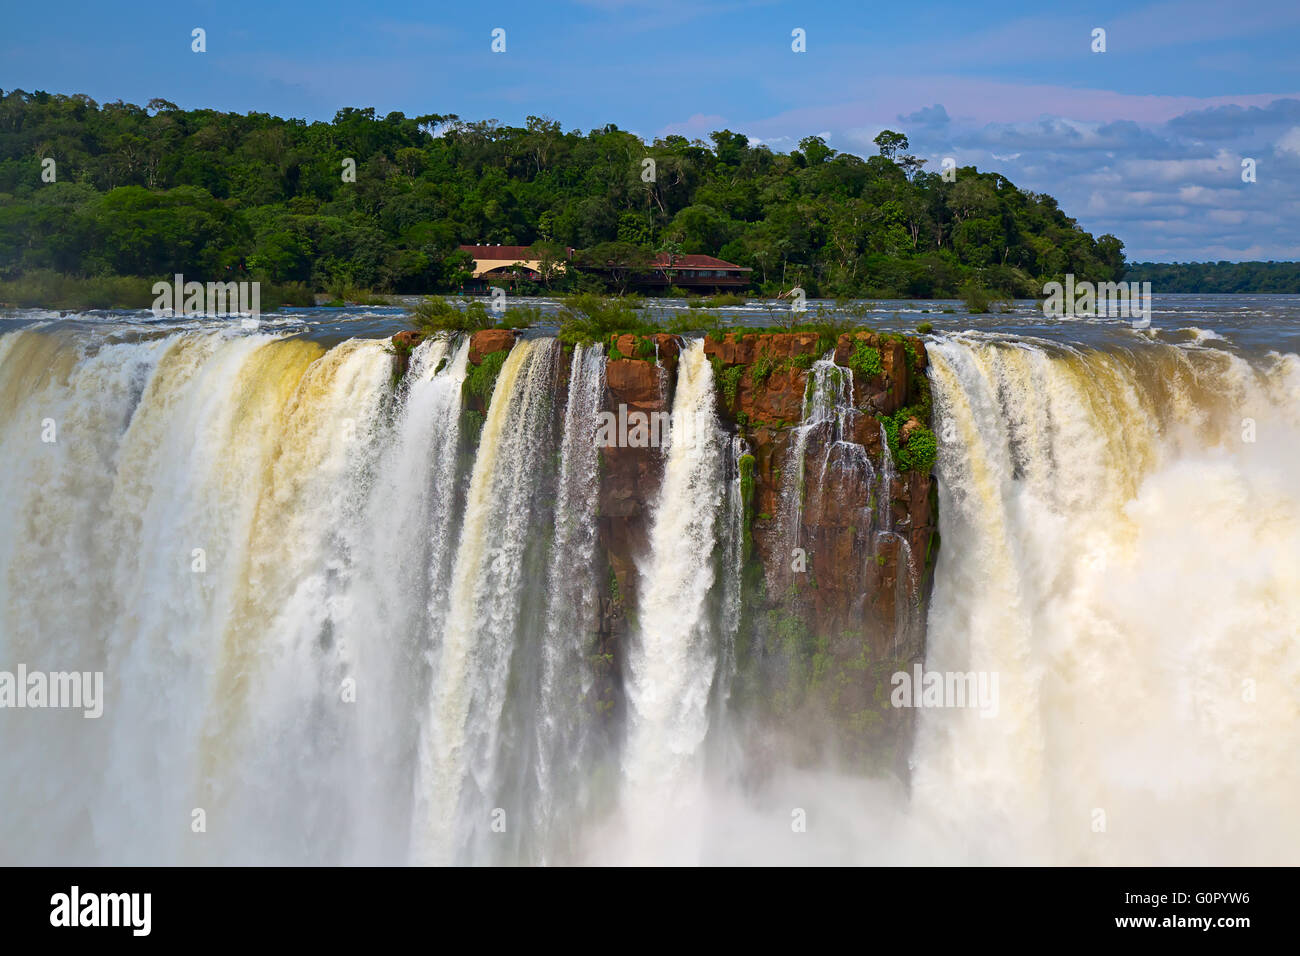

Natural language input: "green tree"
[873,130,909,161]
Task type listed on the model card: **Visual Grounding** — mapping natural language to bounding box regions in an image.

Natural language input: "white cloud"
[1276,126,1300,155]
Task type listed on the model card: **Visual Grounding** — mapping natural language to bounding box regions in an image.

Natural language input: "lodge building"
[457,244,752,292]
[458,245,560,286]
[642,253,752,291]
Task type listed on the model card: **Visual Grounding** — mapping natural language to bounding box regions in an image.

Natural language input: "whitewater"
[0,307,1296,865]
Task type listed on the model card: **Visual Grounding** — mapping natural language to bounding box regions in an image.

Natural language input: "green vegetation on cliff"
[887,417,938,472]
[849,340,883,378]
[719,365,744,408]
[737,453,756,560]
[463,348,508,403]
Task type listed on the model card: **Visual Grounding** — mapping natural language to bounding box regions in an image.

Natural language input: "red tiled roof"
[652,253,750,271]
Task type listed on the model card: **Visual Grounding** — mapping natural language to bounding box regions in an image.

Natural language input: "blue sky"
[5,0,1300,261]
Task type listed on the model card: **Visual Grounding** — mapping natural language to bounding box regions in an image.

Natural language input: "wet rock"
[390,330,427,377]
[704,331,820,366]
[469,329,516,365]
[605,355,665,413]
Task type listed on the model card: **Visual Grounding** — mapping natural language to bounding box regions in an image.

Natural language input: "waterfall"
[365,335,471,650]
[347,335,470,863]
[530,342,607,861]
[915,334,1300,864]
[2,314,1297,866]
[716,434,748,721]
[876,422,896,533]
[194,336,397,864]
[776,354,866,588]
[416,337,560,865]
[622,339,725,800]
[0,326,413,863]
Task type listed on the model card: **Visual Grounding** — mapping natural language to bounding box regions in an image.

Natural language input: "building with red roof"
[457,244,752,292]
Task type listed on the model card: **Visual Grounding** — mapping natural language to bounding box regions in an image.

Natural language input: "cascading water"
[876,422,896,533]
[914,334,1300,864]
[346,335,470,863]
[529,342,607,861]
[778,353,854,570]
[416,337,560,864]
[870,423,918,658]
[776,353,899,600]
[0,325,407,864]
[621,341,725,798]
[194,335,398,865]
[1,313,1297,866]
[715,434,748,724]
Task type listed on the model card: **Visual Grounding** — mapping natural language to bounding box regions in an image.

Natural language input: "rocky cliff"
[392,326,938,775]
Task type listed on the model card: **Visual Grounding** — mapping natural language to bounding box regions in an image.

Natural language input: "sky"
[5,0,1300,262]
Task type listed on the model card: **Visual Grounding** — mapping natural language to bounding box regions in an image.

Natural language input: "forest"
[0,88,1128,303]
[1123,261,1300,294]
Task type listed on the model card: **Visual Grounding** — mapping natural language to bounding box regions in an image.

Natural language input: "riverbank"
[0,269,983,313]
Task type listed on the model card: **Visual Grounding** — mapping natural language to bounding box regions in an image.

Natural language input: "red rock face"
[468,329,516,365]
[704,331,820,366]
[605,355,665,414]
[609,332,681,373]
[599,343,673,614]
[649,334,681,370]
[745,367,806,425]
[721,329,935,768]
